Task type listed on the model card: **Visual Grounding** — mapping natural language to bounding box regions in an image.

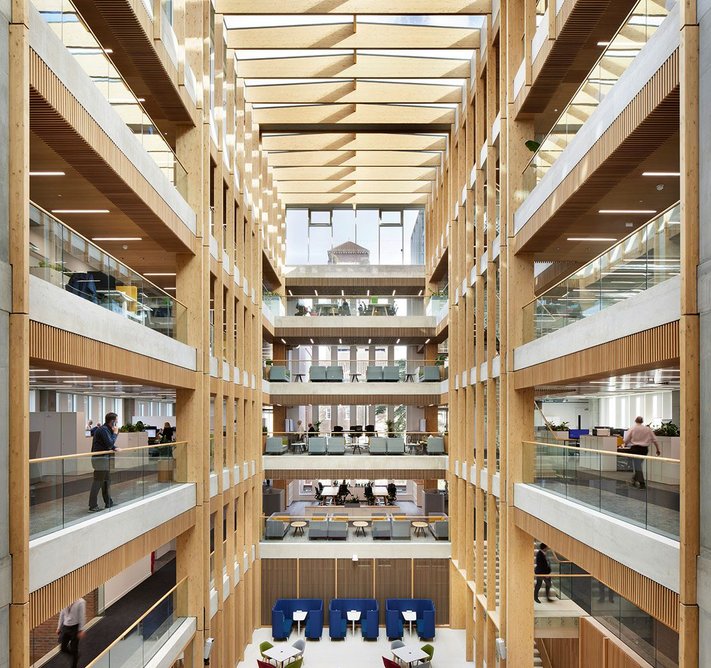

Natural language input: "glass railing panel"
[29,442,189,539]
[86,578,188,668]
[264,359,448,383]
[524,441,679,539]
[522,0,670,193]
[283,295,428,317]
[29,204,187,342]
[263,431,447,455]
[523,204,681,342]
[34,0,187,197]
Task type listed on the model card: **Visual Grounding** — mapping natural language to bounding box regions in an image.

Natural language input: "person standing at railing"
[89,412,121,512]
[534,543,556,603]
[57,597,86,668]
[623,416,661,490]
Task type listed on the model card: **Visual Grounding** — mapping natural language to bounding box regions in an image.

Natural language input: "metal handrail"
[31,202,188,310]
[85,577,189,668]
[30,441,188,464]
[523,201,680,309]
[522,439,679,464]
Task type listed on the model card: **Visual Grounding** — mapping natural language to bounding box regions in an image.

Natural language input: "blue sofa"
[385,599,435,640]
[329,598,379,640]
[272,598,324,640]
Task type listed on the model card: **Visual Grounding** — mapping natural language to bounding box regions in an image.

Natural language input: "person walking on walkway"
[57,597,86,668]
[89,412,120,512]
[534,543,556,603]
[623,416,661,490]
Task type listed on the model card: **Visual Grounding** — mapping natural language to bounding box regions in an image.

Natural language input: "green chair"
[419,643,435,665]
[287,658,303,668]
[260,640,274,664]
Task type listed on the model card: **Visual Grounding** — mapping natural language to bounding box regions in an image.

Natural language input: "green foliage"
[550,421,569,432]
[654,422,680,437]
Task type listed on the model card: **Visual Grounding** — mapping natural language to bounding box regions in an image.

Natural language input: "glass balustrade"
[262,513,449,542]
[276,295,435,317]
[30,204,188,342]
[523,440,679,539]
[523,204,680,342]
[264,359,448,383]
[34,0,188,197]
[85,578,189,668]
[29,442,189,539]
[263,431,447,455]
[522,0,670,195]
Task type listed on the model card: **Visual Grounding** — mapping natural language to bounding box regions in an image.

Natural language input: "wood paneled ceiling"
[223,6,488,207]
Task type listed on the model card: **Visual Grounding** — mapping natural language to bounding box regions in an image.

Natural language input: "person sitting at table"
[314,481,324,502]
[295,302,308,316]
[308,423,316,434]
[339,299,351,316]
[364,481,374,505]
[386,481,397,505]
[337,479,350,503]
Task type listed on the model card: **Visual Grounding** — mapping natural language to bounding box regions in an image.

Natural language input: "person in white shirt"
[57,597,86,668]
[623,416,660,489]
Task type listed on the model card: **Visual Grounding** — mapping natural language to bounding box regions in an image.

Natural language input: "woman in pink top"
[623,416,660,489]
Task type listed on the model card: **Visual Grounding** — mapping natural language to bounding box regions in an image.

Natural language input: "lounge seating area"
[271,598,324,640]
[265,362,447,383]
[330,599,379,640]
[264,433,446,456]
[386,599,436,640]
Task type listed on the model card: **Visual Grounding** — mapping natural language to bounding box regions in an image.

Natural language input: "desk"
[353,520,368,537]
[412,521,428,538]
[321,486,338,498]
[315,303,339,316]
[393,645,428,665]
[263,645,301,667]
[370,303,391,316]
[293,609,308,635]
[291,521,306,537]
[347,610,361,635]
[372,486,388,498]
[401,610,417,636]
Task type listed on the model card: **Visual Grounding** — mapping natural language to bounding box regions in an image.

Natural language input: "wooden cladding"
[580,616,656,668]
[514,322,679,389]
[514,509,679,631]
[29,50,195,252]
[30,509,195,628]
[29,321,196,389]
[261,558,450,626]
[516,50,680,253]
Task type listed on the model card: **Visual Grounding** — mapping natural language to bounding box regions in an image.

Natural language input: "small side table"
[413,521,428,538]
[293,609,308,635]
[294,373,305,382]
[350,372,361,382]
[291,521,307,537]
[402,609,417,636]
[347,610,361,635]
[353,521,368,537]
[404,373,416,382]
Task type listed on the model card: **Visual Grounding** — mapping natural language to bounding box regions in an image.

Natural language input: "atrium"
[0,0,704,667]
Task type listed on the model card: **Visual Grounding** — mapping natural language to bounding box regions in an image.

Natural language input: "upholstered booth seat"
[329,598,379,640]
[385,599,435,640]
[272,598,324,640]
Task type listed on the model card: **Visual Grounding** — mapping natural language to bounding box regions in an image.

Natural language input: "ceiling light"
[314,289,318,296]
[392,290,396,296]
[92,237,142,241]
[598,209,655,214]
[597,41,610,46]
[339,338,342,344]
[30,171,65,176]
[425,338,431,344]
[145,272,176,276]
[341,289,345,296]
[368,339,372,344]
[53,209,110,214]
[288,289,293,296]
[280,338,286,344]
[418,289,423,296]
[567,237,617,242]
[164,287,176,291]
[104,48,113,53]
[396,339,401,344]
[309,338,314,344]
[642,171,680,177]
[366,289,370,296]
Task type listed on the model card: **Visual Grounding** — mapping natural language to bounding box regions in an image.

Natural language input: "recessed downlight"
[53,209,110,214]
[642,171,680,177]
[30,171,65,176]
[567,237,617,242]
[92,237,142,241]
[599,209,655,214]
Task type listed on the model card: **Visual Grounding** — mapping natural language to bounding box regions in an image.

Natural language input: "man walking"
[89,412,121,512]
[623,416,661,489]
[57,597,86,668]
[534,543,556,603]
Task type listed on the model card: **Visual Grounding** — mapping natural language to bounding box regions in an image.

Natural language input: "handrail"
[31,202,187,310]
[38,0,187,181]
[85,577,188,668]
[263,514,447,521]
[522,440,679,464]
[30,440,188,464]
[266,359,447,364]
[523,201,680,309]
[522,0,669,174]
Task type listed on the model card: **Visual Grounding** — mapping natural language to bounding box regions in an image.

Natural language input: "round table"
[412,521,428,538]
[291,521,307,537]
[353,521,369,537]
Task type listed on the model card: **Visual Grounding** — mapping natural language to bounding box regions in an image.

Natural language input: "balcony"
[30,442,190,540]
[264,432,446,457]
[265,359,447,384]
[522,440,679,540]
[29,204,188,343]
[522,204,680,343]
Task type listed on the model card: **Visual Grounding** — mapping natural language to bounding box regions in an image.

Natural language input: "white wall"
[595,391,672,429]
[102,555,152,609]
[537,399,595,430]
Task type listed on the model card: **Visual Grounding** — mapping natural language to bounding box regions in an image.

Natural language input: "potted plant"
[550,421,569,441]
[653,422,680,461]
[264,358,273,379]
[386,419,396,438]
[117,422,148,448]
[313,420,322,434]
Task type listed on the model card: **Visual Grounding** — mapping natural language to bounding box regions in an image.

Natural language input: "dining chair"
[390,639,405,665]
[292,638,306,662]
[383,658,400,668]
[259,641,274,664]
[287,658,303,668]
[257,660,273,668]
[421,644,435,661]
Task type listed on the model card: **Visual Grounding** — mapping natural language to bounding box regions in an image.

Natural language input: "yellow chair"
[116,285,138,313]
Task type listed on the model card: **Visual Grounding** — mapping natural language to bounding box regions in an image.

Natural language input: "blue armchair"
[272,598,324,640]
[385,599,435,640]
[329,598,379,640]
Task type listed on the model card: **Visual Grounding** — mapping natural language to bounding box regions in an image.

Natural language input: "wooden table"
[413,521,428,538]
[372,486,388,497]
[353,520,368,537]
[347,609,361,635]
[401,610,417,636]
[315,303,339,316]
[370,303,391,316]
[291,521,306,537]
[393,644,428,665]
[263,644,301,667]
[293,609,308,635]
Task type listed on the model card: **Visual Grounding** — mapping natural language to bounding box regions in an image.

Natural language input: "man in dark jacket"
[534,543,555,603]
[88,412,120,512]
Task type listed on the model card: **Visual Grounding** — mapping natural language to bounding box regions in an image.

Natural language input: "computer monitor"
[145,427,158,438]
[85,429,91,437]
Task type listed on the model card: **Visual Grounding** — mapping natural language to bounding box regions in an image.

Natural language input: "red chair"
[383,658,400,668]
[258,660,273,668]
